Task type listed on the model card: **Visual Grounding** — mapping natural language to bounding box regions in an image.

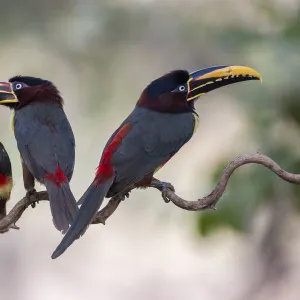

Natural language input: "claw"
[151,180,174,203]
[25,189,38,208]
[115,192,127,201]
[116,190,131,201]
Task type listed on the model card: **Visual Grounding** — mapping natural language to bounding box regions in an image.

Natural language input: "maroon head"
[0,76,63,110]
[137,65,262,113]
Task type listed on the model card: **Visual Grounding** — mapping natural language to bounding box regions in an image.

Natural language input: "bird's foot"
[25,189,38,208]
[151,180,175,203]
[115,190,131,201]
[123,191,131,200]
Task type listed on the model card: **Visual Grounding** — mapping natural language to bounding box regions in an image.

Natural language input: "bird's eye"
[179,85,186,92]
[15,83,23,90]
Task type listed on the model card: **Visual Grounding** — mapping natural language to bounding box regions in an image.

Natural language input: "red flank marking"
[0,173,10,187]
[45,165,67,187]
[95,123,132,186]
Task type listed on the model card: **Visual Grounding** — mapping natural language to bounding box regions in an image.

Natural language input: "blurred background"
[1,0,300,299]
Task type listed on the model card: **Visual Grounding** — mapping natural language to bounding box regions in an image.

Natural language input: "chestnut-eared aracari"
[0,142,13,220]
[52,65,262,259]
[0,76,78,233]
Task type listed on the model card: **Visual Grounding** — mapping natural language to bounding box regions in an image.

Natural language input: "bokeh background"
[1,0,300,299]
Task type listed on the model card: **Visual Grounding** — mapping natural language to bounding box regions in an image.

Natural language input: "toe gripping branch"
[150,178,175,203]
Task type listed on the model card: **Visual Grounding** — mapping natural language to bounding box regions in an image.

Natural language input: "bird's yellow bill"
[0,82,18,104]
[187,65,262,101]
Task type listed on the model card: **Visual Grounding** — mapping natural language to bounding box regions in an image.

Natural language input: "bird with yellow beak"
[50,64,262,259]
[0,76,78,233]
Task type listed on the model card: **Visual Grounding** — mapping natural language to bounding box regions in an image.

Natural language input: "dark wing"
[108,107,195,195]
[14,104,75,182]
[0,146,12,177]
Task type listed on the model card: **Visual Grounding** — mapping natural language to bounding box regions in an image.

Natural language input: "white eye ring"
[15,83,22,89]
[179,85,186,92]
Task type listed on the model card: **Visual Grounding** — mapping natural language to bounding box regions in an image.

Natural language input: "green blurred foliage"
[197,3,300,236]
[198,147,300,236]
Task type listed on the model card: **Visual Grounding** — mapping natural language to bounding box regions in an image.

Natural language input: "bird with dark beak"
[0,76,78,233]
[0,142,12,220]
[51,64,262,259]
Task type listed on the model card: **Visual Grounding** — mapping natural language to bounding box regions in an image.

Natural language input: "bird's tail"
[45,180,79,234]
[51,177,114,259]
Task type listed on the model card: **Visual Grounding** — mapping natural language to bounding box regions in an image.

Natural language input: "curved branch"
[161,153,300,210]
[1,152,300,233]
[0,191,48,233]
[0,190,124,233]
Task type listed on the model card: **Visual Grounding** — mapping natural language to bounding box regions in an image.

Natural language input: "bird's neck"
[136,91,195,114]
[16,85,63,110]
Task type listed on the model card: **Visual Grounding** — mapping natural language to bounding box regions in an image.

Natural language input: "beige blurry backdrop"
[1,0,300,300]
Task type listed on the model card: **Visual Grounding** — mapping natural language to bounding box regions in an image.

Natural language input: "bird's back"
[13,103,75,182]
[105,106,197,196]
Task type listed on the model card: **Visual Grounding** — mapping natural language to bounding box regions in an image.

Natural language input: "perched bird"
[52,65,262,259]
[0,76,78,233]
[0,142,13,220]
